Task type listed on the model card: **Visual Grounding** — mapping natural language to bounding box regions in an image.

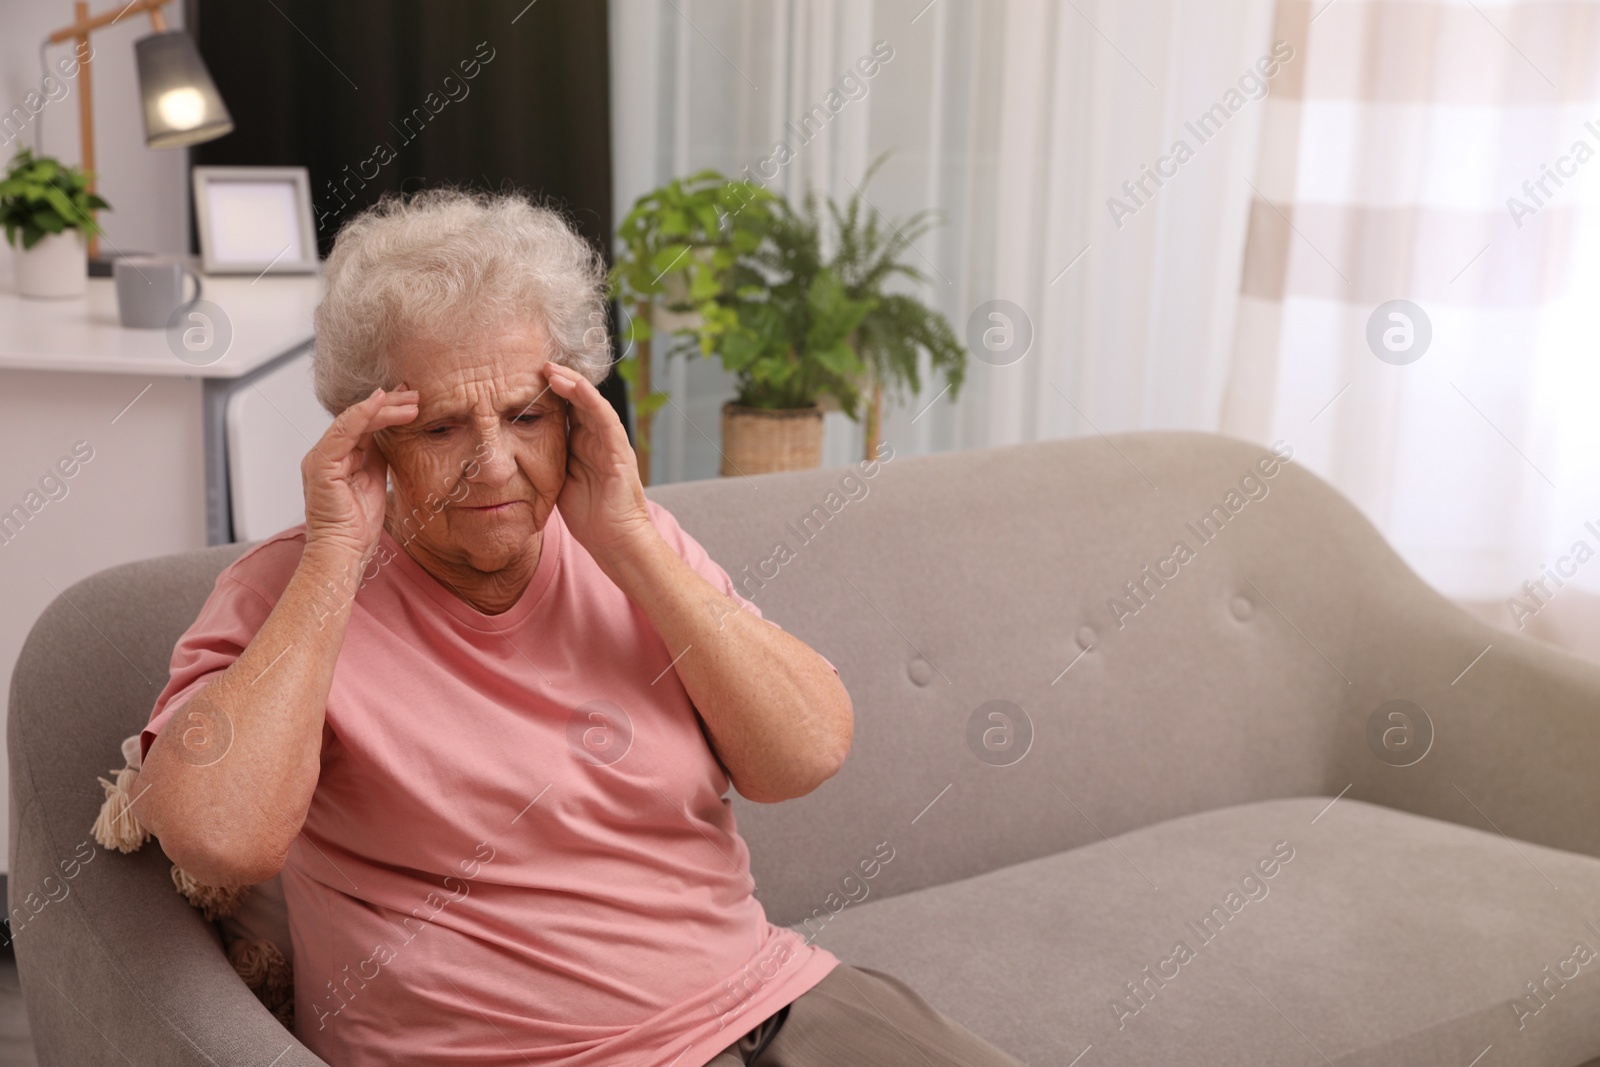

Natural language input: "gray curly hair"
[311,188,613,416]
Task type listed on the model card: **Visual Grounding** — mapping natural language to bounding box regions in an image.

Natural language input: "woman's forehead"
[413,366,559,415]
[392,324,554,393]
[419,381,557,420]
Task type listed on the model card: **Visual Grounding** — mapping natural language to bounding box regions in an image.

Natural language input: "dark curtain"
[187,0,630,436]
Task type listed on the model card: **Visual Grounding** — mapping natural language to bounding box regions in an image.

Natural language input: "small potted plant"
[0,148,108,299]
[610,170,775,484]
[714,200,872,475]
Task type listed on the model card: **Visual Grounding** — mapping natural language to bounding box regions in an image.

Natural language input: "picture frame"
[191,165,319,275]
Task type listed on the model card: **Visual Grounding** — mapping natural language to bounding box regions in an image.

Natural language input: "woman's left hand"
[543,361,658,571]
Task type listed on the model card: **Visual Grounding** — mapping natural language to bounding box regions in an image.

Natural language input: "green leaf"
[687,267,720,302]
[40,185,79,225]
[811,342,860,378]
[660,207,690,237]
[650,243,692,278]
[694,203,723,236]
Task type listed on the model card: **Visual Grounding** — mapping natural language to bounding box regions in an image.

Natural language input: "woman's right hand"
[302,385,419,561]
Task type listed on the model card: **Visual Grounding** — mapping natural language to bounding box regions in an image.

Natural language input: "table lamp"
[46,0,234,260]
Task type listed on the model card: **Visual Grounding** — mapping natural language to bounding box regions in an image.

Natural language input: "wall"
[0,0,190,254]
[0,0,193,875]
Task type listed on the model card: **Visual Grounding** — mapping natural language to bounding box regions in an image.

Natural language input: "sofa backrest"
[646,431,1511,923]
[9,432,1525,941]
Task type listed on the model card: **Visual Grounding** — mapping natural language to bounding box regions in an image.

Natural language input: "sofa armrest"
[9,790,327,1066]
[5,543,310,1064]
[1337,568,1600,864]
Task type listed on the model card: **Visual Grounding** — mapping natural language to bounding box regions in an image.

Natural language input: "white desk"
[0,269,323,544]
[0,266,325,882]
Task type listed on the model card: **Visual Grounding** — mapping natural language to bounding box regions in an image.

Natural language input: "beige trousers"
[703,964,1028,1066]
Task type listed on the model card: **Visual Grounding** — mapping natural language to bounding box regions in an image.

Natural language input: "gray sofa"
[11,432,1600,1066]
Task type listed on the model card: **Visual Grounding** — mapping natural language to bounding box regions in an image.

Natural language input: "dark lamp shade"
[135,31,234,149]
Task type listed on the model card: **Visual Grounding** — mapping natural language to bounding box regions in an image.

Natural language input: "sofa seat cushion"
[801,797,1600,1067]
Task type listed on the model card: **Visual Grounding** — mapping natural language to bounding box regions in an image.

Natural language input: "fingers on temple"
[548,364,616,422]
[328,389,418,453]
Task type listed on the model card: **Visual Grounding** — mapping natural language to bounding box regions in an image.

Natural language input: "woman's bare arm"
[134,386,419,885]
[604,535,854,803]
[136,545,363,884]
[543,363,853,803]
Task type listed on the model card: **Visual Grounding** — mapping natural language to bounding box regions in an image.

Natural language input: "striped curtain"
[1223,0,1600,614]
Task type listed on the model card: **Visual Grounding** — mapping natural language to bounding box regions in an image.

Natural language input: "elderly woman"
[135,190,1022,1067]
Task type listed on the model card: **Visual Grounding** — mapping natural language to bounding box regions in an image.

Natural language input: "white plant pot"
[13,230,87,299]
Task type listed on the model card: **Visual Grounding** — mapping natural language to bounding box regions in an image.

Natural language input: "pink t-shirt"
[142,500,839,1066]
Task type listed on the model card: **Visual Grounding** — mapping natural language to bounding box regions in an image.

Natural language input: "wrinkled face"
[375,320,568,574]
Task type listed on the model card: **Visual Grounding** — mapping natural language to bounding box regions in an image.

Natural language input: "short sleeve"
[644,500,838,675]
[141,539,300,762]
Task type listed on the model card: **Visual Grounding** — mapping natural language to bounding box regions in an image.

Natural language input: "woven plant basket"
[720,402,824,476]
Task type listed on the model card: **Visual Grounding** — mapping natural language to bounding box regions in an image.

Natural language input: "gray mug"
[114,257,202,329]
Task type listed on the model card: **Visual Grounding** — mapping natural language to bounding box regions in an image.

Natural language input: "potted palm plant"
[714,157,966,473]
[1,148,108,299]
[714,199,871,475]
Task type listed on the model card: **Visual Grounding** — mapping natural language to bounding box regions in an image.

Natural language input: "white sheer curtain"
[611,0,1600,656]
[609,0,1276,482]
[1224,0,1600,635]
